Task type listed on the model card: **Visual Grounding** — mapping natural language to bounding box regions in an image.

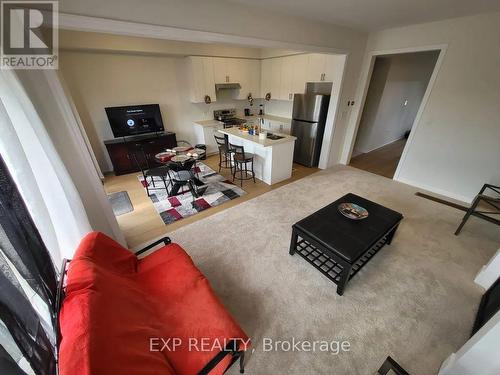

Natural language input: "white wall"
[344,12,500,202]
[475,249,500,290]
[354,51,438,153]
[439,311,500,375]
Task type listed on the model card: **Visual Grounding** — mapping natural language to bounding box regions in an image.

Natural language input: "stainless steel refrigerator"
[291,93,330,167]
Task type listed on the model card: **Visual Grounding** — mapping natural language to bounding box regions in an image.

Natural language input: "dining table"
[154,146,207,196]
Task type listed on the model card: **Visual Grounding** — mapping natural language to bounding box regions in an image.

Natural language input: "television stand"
[104,132,177,175]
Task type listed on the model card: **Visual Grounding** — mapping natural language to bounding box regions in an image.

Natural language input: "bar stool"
[214,134,233,173]
[229,143,256,187]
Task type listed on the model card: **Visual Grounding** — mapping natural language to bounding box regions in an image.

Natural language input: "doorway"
[349,50,439,178]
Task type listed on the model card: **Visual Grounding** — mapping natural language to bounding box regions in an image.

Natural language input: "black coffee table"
[289,193,403,295]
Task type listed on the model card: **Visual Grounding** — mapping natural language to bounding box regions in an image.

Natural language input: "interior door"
[291,119,319,167]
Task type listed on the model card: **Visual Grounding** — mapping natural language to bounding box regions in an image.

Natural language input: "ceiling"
[223,0,500,31]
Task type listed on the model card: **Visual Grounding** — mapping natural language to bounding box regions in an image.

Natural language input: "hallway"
[349,139,406,178]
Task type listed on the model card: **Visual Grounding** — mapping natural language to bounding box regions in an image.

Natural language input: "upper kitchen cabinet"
[238,59,261,100]
[306,53,340,82]
[291,54,308,95]
[187,56,216,104]
[213,58,260,100]
[260,58,281,100]
[279,54,308,101]
[279,56,294,101]
[213,57,243,84]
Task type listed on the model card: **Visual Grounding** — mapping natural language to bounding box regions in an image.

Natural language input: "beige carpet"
[160,165,499,374]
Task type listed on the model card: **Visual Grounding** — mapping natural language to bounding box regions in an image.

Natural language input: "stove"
[214,109,247,129]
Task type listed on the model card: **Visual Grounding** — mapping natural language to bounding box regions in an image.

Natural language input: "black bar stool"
[214,134,233,173]
[229,143,256,187]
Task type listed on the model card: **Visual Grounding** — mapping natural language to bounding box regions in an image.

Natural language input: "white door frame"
[339,44,447,181]
[57,13,349,170]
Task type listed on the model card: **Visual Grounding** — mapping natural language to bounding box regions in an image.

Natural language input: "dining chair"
[455,183,500,235]
[131,145,171,197]
[214,134,233,173]
[167,159,207,200]
[228,142,255,187]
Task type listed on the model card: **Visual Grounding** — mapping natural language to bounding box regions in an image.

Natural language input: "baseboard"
[357,136,405,155]
[395,176,472,204]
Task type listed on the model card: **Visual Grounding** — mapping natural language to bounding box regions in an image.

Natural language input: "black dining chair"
[214,134,233,173]
[131,145,171,197]
[229,142,255,187]
[455,183,500,235]
[167,159,207,200]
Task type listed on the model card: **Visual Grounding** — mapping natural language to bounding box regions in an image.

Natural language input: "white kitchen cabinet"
[270,58,282,100]
[306,53,339,83]
[213,57,229,83]
[280,54,309,101]
[323,54,342,82]
[261,58,281,100]
[187,56,216,103]
[193,123,220,155]
[306,53,326,82]
[213,57,244,83]
[291,54,308,95]
[213,57,260,100]
[279,56,294,101]
[260,59,272,98]
[238,59,260,100]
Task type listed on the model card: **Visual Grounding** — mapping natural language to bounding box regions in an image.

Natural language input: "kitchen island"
[219,127,296,185]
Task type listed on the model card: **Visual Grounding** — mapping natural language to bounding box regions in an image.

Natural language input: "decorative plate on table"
[156,151,173,158]
[338,203,369,220]
[173,146,190,153]
[171,155,190,162]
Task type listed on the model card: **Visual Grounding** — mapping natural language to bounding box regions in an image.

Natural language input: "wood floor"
[104,155,318,248]
[349,139,406,178]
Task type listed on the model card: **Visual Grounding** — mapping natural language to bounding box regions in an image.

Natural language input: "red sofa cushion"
[73,231,137,274]
[59,232,249,375]
[137,243,250,375]
[59,233,176,375]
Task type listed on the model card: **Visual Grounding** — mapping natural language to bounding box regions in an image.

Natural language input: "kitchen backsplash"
[192,90,293,120]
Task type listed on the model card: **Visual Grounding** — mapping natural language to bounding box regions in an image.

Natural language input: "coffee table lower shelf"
[289,228,394,295]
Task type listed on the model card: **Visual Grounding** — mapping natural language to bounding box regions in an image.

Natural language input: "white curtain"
[0,70,93,264]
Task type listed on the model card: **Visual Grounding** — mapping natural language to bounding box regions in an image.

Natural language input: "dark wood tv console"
[104,132,177,175]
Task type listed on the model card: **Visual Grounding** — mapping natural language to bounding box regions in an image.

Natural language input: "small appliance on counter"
[291,94,330,167]
[213,109,247,129]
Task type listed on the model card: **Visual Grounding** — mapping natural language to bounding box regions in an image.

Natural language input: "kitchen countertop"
[193,114,292,128]
[240,114,292,124]
[219,127,296,147]
[193,119,224,127]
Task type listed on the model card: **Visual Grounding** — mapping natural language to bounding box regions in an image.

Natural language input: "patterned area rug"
[138,163,246,224]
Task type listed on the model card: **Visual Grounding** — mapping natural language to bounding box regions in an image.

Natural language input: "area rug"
[138,162,246,224]
[107,191,133,216]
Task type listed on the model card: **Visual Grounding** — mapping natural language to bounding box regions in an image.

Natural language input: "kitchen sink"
[266,133,285,140]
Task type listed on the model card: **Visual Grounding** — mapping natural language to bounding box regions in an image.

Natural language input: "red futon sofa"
[58,232,250,375]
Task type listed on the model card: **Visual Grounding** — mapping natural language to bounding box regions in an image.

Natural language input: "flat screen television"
[105,104,164,138]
